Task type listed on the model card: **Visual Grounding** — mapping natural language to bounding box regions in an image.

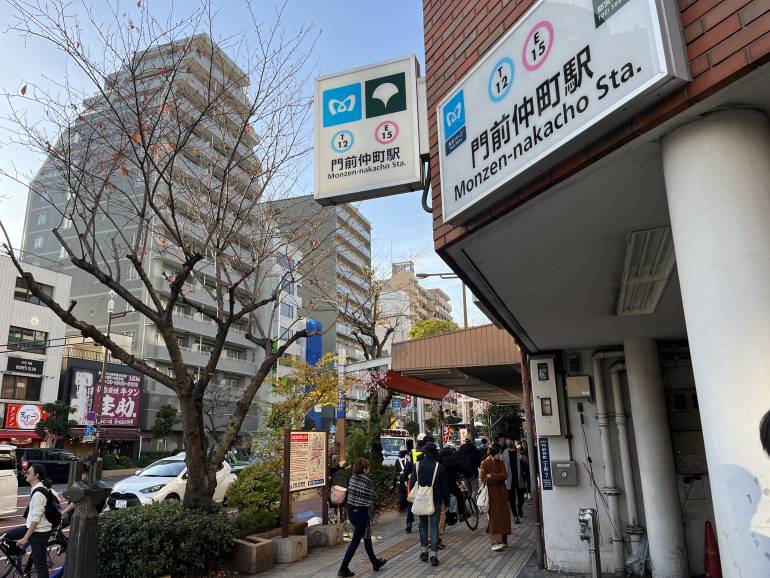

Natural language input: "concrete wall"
[538,349,646,574]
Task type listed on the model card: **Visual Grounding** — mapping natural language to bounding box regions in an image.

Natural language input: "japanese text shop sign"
[539,437,553,490]
[315,55,422,205]
[288,431,327,491]
[437,0,688,222]
[6,404,49,430]
[70,368,143,427]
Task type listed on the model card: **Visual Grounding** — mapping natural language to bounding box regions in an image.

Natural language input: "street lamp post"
[415,272,468,329]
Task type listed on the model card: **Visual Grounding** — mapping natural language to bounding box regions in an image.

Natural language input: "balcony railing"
[6,249,63,273]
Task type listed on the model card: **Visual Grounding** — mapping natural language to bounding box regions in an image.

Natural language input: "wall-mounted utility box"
[531,356,562,436]
[552,460,578,486]
[566,375,592,399]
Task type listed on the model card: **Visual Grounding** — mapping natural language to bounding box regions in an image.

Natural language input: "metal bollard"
[579,508,601,578]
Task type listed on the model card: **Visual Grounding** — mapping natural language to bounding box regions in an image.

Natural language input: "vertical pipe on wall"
[591,351,625,574]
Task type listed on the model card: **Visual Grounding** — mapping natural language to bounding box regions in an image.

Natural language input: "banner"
[5,404,49,430]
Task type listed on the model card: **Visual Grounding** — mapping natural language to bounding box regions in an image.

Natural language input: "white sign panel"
[315,56,423,205]
[437,0,688,223]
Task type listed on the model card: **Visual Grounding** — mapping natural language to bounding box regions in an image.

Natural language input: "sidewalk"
[256,505,537,577]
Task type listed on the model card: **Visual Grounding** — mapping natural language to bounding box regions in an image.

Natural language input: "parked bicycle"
[458,477,479,531]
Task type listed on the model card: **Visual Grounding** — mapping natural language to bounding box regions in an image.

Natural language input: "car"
[107,453,236,509]
[16,448,83,484]
[0,445,18,474]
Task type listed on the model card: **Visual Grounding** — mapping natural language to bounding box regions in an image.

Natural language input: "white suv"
[106,453,235,509]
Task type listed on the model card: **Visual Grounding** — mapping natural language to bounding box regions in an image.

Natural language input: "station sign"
[437,0,689,223]
[314,55,423,205]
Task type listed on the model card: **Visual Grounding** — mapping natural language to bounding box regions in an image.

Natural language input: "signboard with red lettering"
[70,367,143,427]
[5,404,49,430]
[288,431,327,492]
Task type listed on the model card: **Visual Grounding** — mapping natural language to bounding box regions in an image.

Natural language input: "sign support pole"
[323,430,329,525]
[521,352,545,569]
[281,429,291,539]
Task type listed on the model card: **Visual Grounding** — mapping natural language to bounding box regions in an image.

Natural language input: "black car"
[16,448,83,484]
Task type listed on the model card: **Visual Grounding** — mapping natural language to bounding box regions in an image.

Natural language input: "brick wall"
[424,0,770,251]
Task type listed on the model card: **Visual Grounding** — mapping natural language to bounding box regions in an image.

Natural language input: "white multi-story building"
[20,35,302,450]
[0,251,71,447]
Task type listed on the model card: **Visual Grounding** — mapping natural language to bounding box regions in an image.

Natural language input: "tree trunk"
[178,391,217,510]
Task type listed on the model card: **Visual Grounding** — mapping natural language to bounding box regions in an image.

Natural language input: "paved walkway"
[258,505,537,577]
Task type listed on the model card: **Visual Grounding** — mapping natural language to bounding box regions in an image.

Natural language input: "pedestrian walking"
[502,439,525,523]
[458,437,482,495]
[479,437,490,457]
[4,463,58,578]
[405,434,426,533]
[394,446,409,512]
[480,444,511,551]
[337,458,386,577]
[415,442,450,567]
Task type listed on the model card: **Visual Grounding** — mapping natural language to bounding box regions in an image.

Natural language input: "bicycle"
[0,524,68,578]
[458,477,479,531]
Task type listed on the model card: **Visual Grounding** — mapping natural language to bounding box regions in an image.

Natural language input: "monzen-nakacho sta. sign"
[314,56,423,205]
[437,0,689,223]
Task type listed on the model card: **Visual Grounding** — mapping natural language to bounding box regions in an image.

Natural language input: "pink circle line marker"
[375,120,399,145]
[522,20,554,72]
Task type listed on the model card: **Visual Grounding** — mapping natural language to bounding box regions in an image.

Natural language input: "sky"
[0,0,484,326]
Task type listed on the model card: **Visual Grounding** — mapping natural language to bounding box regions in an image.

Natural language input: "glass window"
[36,213,47,226]
[7,326,48,354]
[14,277,53,305]
[280,278,294,295]
[59,247,66,259]
[33,237,44,249]
[139,460,186,477]
[279,326,294,340]
[1,374,42,401]
[276,253,291,270]
[280,302,294,318]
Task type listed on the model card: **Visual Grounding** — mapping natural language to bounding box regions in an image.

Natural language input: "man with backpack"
[4,463,60,578]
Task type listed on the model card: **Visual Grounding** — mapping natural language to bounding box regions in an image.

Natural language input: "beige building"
[382,261,453,345]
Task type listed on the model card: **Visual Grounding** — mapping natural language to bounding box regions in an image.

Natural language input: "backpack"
[24,487,62,528]
[329,468,350,505]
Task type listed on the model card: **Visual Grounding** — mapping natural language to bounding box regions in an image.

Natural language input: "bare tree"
[0,0,330,510]
[202,380,241,444]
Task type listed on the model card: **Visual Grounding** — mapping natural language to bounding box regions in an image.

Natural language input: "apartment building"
[0,251,71,447]
[268,195,373,364]
[20,35,304,447]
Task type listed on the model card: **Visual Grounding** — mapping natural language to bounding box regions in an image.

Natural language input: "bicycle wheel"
[0,559,20,578]
[464,495,479,530]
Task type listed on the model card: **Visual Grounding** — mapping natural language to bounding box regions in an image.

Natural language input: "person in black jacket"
[439,445,466,519]
[415,442,450,567]
[457,438,482,495]
[394,446,410,511]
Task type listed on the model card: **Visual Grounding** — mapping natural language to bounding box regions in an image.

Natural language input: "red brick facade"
[424,0,770,250]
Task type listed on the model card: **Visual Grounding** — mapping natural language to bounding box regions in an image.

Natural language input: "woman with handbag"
[409,442,450,567]
[479,444,511,551]
[337,458,387,577]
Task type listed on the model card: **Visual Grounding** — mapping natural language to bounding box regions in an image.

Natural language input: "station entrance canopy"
[390,324,522,403]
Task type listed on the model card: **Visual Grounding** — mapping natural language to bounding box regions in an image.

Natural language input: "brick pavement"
[257,505,537,577]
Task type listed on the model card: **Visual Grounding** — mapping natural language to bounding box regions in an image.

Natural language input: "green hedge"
[224,463,281,511]
[102,455,136,470]
[97,501,235,578]
[137,450,178,468]
[233,508,279,536]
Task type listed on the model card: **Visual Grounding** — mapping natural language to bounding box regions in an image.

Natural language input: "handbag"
[330,485,347,505]
[407,479,419,503]
[411,462,438,516]
[476,483,490,514]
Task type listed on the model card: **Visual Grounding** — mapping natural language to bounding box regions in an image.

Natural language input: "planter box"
[272,535,308,564]
[253,521,308,540]
[306,523,343,547]
[231,535,274,574]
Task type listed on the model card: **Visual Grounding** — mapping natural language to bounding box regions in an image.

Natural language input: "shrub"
[233,508,279,536]
[137,450,176,467]
[102,455,136,470]
[225,463,280,511]
[98,501,235,578]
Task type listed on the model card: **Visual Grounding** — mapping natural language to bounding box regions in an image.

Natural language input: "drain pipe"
[610,362,645,568]
[592,350,625,575]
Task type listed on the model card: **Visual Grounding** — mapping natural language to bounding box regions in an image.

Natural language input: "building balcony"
[171,310,254,347]
[145,343,258,376]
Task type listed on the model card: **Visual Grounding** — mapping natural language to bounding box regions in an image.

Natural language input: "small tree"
[407,318,459,340]
[152,404,179,451]
[35,402,77,447]
[404,420,419,437]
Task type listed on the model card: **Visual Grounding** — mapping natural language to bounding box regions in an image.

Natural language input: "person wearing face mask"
[479,444,511,551]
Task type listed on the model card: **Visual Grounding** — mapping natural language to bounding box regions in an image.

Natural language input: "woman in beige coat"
[479,443,511,551]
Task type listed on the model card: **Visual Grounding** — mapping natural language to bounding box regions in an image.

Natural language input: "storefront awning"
[381,370,449,401]
[0,430,42,440]
[72,428,140,441]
